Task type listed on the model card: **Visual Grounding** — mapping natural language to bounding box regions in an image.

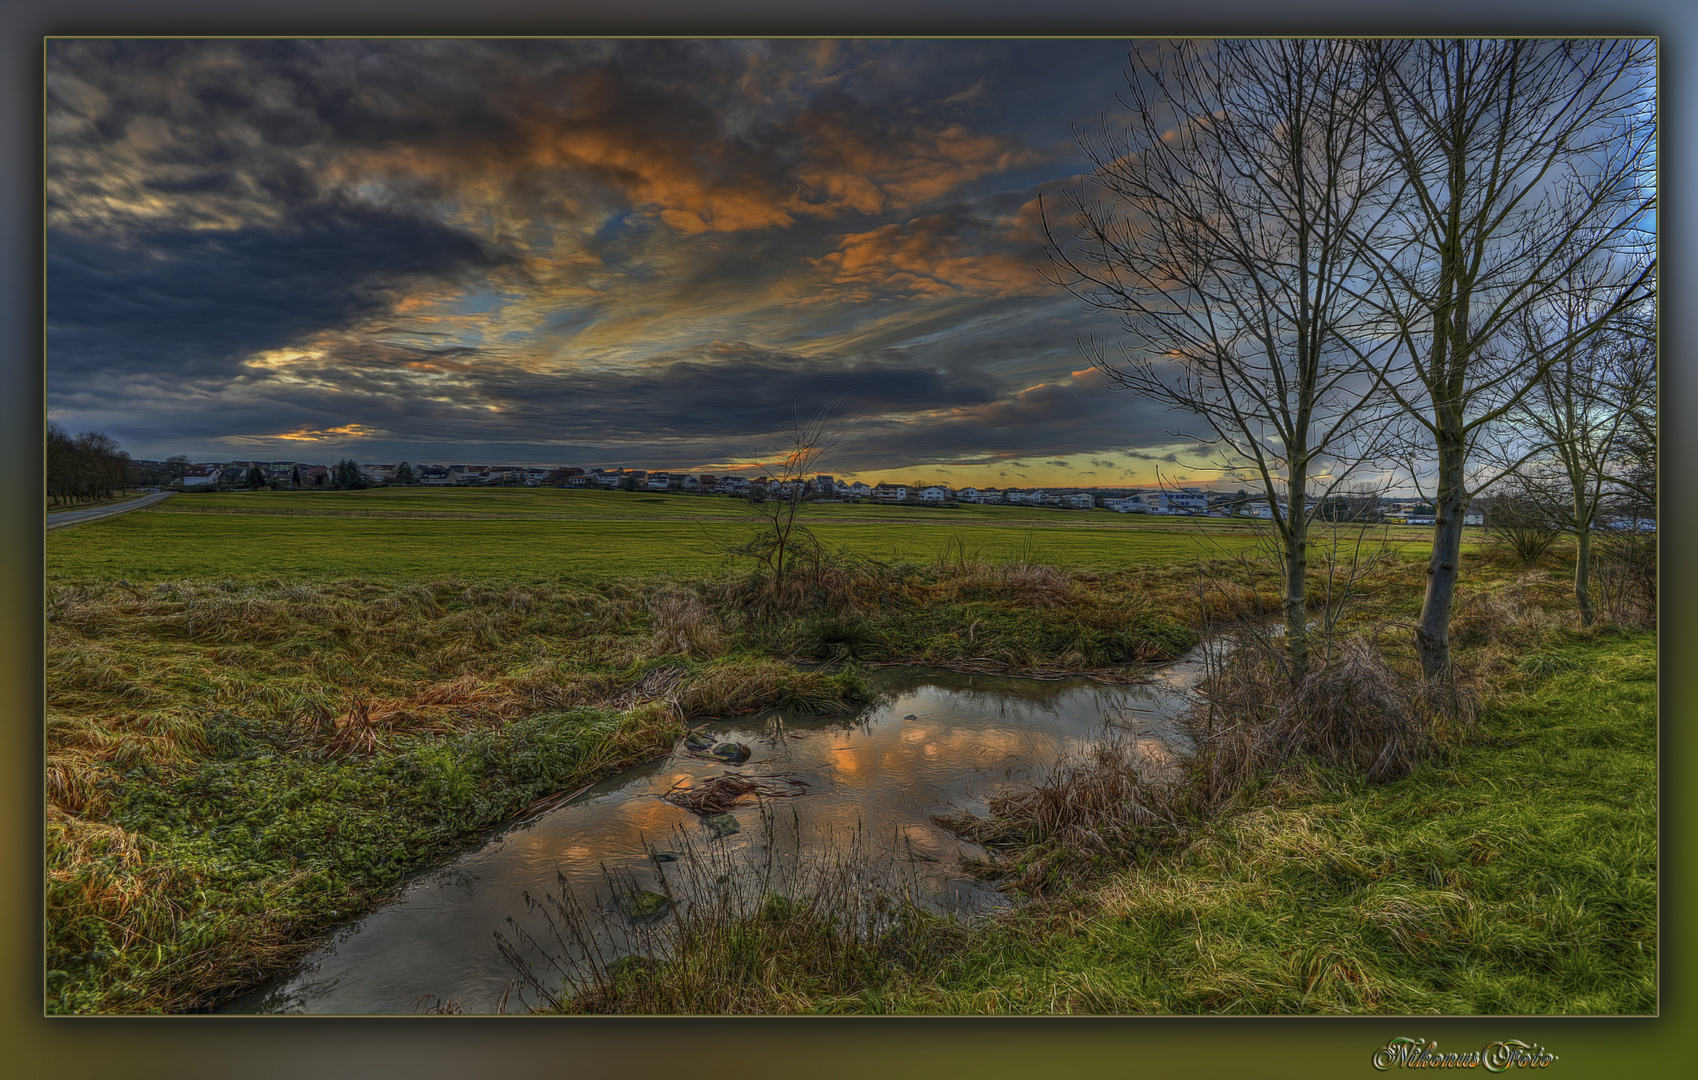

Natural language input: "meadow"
[45,485,1652,1016]
[45,486,1436,583]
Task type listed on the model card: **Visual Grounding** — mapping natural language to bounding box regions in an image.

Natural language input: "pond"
[222,649,1210,1015]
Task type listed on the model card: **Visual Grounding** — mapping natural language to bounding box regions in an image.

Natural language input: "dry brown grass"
[647,588,726,658]
[1189,636,1466,799]
[939,733,1191,896]
[939,559,1075,604]
[676,660,861,718]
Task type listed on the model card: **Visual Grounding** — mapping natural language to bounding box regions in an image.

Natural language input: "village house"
[1062,492,1095,510]
[955,486,981,502]
[1167,490,1210,514]
[179,464,222,487]
[918,485,952,503]
[871,483,907,503]
[646,472,672,491]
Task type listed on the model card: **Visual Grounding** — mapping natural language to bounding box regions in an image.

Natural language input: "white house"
[180,464,221,487]
[918,485,951,503]
[872,484,907,503]
[1062,492,1095,510]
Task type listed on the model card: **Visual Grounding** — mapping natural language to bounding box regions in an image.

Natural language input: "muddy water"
[222,651,1209,1015]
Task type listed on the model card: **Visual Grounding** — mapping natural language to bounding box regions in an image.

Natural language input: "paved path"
[45,491,175,530]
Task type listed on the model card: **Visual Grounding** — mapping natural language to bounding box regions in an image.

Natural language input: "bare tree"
[1601,305,1657,527]
[1048,39,1405,682]
[715,404,851,595]
[1483,476,1562,566]
[1359,39,1656,677]
[1506,297,1655,625]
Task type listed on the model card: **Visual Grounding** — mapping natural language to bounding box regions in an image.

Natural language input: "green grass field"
[47,486,1444,582]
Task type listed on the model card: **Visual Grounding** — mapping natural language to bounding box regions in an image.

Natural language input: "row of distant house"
[150,460,1491,523]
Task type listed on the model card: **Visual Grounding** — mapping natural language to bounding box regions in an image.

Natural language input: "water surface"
[224,653,1206,1014]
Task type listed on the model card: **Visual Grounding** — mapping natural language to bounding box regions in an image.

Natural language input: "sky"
[47,38,1252,488]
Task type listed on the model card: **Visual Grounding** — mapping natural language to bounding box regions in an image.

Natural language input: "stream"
[222,647,1211,1015]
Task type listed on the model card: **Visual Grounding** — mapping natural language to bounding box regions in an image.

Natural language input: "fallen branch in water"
[661,772,809,814]
[516,782,596,821]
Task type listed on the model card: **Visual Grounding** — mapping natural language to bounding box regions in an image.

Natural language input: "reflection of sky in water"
[223,652,1205,1015]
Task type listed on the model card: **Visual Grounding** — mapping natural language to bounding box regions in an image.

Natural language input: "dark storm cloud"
[47,38,1052,240]
[47,204,511,379]
[45,38,1209,479]
[298,339,1007,444]
[772,367,1208,474]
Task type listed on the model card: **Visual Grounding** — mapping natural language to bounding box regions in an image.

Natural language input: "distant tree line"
[47,422,140,506]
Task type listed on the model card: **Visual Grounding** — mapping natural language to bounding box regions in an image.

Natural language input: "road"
[45,491,175,530]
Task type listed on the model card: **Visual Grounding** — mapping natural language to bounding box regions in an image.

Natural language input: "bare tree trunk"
[1416,422,1468,680]
[1574,518,1595,628]
[1282,513,1311,682]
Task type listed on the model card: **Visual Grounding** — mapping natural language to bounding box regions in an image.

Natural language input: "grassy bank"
[548,551,1656,1016]
[45,562,1198,1013]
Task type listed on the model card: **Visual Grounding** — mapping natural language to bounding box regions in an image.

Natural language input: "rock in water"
[623,889,670,919]
[651,850,683,863]
[683,731,716,752]
[710,742,751,764]
[705,812,741,838]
